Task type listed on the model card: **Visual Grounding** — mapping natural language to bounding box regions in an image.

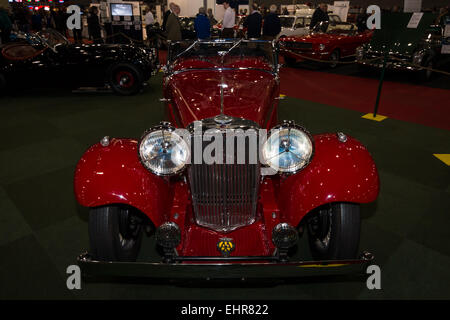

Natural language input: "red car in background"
[279,21,373,68]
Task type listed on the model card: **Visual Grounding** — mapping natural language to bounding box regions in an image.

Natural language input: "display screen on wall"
[111,3,133,16]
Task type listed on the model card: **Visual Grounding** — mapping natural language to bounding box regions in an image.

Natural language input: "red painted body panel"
[164,66,278,128]
[73,138,174,227]
[281,30,373,61]
[276,133,379,226]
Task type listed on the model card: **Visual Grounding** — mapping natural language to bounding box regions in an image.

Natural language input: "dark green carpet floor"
[0,74,449,299]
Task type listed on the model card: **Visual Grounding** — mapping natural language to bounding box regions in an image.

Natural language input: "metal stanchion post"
[373,51,387,118]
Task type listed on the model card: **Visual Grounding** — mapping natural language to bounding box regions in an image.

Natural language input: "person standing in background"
[166,3,181,41]
[72,9,83,43]
[356,8,369,32]
[194,7,210,40]
[310,3,329,29]
[144,6,154,37]
[31,9,42,31]
[207,8,217,26]
[243,3,262,39]
[162,3,172,32]
[221,1,235,38]
[0,5,12,44]
[87,6,102,44]
[262,4,281,40]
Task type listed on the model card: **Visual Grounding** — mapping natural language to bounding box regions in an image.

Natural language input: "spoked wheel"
[329,50,340,68]
[306,202,360,260]
[108,63,143,95]
[89,205,143,261]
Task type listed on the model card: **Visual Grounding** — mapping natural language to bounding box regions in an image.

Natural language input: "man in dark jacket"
[0,5,12,44]
[243,3,262,39]
[310,3,329,29]
[194,7,210,40]
[262,4,281,40]
[87,6,102,43]
[166,3,181,41]
[162,3,172,32]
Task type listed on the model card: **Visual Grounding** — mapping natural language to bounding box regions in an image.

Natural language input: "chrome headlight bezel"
[138,121,190,176]
[262,121,314,175]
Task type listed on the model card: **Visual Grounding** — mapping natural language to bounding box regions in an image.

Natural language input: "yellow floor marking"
[362,113,388,121]
[433,154,450,166]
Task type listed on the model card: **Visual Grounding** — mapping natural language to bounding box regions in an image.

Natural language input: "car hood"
[167,69,278,128]
[284,33,344,43]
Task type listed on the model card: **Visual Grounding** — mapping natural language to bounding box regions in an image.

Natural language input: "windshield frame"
[165,39,280,76]
[312,21,357,34]
[35,29,70,51]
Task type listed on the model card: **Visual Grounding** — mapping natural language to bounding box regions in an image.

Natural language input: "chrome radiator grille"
[187,117,260,233]
[188,163,260,232]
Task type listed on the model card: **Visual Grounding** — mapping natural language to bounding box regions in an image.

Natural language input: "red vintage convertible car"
[75,39,379,279]
[280,21,373,68]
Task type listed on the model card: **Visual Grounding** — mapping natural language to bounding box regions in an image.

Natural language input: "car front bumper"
[357,56,421,72]
[77,251,374,280]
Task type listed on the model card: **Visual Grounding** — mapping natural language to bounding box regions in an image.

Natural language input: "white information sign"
[407,12,423,28]
[444,24,450,38]
[332,1,350,22]
[442,25,450,54]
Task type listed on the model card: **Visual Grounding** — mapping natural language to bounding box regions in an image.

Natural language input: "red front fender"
[74,138,174,226]
[276,133,380,226]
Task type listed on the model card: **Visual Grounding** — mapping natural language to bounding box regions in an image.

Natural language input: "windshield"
[329,15,342,22]
[280,17,295,28]
[167,39,278,73]
[37,29,70,48]
[313,22,356,34]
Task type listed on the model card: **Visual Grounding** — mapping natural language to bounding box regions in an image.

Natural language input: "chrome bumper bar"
[358,59,421,71]
[77,251,374,280]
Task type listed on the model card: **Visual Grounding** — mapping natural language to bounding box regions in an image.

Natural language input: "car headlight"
[138,122,190,176]
[262,121,314,174]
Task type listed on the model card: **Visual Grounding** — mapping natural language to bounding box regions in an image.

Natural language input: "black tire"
[89,205,143,262]
[108,63,143,96]
[329,50,340,68]
[306,203,360,260]
[284,56,297,67]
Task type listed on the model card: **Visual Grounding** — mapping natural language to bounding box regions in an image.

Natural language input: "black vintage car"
[356,12,450,81]
[0,29,158,95]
